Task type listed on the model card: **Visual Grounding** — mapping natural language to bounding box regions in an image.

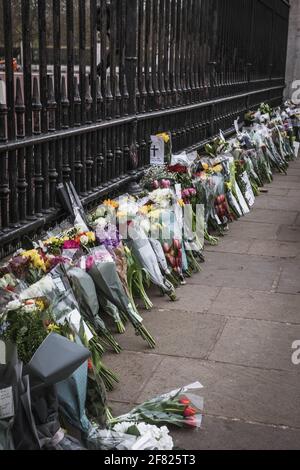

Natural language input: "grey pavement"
[106,157,300,450]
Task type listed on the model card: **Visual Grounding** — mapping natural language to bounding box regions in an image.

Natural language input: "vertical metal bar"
[53,0,61,129]
[145,0,153,112]
[3,0,18,226]
[152,0,160,110]
[38,0,50,213]
[61,76,71,183]
[15,78,27,224]
[79,0,87,124]
[90,0,98,123]
[164,0,171,108]
[0,74,8,230]
[67,0,75,126]
[100,0,108,120]
[32,77,43,217]
[169,0,177,107]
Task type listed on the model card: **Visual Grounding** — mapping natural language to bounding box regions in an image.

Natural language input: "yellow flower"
[44,237,59,245]
[47,323,61,333]
[139,206,151,215]
[86,232,96,242]
[202,163,209,171]
[213,164,223,173]
[149,209,161,220]
[35,299,46,311]
[103,199,119,209]
[226,182,233,191]
[156,132,170,143]
[178,199,185,208]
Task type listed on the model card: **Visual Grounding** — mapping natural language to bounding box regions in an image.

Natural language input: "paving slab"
[115,310,226,359]
[272,180,300,190]
[277,225,300,242]
[226,221,279,241]
[277,261,300,294]
[172,416,300,450]
[288,189,300,198]
[263,187,290,197]
[254,195,300,212]
[104,351,163,403]
[136,357,300,428]
[140,284,220,313]
[242,208,298,225]
[208,287,300,324]
[205,238,252,255]
[248,240,300,258]
[188,251,281,291]
[209,317,300,371]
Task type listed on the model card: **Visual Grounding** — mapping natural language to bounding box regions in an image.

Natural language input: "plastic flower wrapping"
[0,101,298,450]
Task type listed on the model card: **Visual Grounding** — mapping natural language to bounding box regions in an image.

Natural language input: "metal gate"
[0,0,290,257]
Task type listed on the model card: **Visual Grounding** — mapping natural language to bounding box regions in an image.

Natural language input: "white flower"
[95,218,107,230]
[24,304,36,313]
[6,300,22,311]
[80,235,89,245]
[113,422,132,434]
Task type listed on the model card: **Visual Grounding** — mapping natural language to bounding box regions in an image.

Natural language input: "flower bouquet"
[126,223,176,301]
[86,421,174,450]
[86,246,156,349]
[67,266,122,354]
[110,382,204,429]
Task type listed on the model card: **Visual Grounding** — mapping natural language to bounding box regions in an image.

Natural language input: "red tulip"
[184,406,197,418]
[173,239,181,250]
[179,397,190,405]
[88,358,93,371]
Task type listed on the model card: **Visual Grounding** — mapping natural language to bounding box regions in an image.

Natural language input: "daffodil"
[156,132,170,144]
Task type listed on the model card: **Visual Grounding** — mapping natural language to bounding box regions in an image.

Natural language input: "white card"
[219,130,226,142]
[294,141,300,159]
[241,171,255,207]
[67,309,94,342]
[234,118,240,135]
[0,386,14,420]
[150,136,165,166]
[235,182,250,215]
[175,184,182,199]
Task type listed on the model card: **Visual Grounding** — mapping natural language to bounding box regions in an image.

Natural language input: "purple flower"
[96,223,120,249]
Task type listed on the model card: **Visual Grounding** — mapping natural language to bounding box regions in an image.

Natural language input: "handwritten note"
[0,387,14,420]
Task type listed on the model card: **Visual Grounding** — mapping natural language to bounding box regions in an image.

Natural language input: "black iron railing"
[0,0,290,257]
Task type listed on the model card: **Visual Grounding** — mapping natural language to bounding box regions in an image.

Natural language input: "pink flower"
[63,240,80,249]
[86,256,94,271]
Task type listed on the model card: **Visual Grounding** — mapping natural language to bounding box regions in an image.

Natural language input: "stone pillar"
[285,0,300,100]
